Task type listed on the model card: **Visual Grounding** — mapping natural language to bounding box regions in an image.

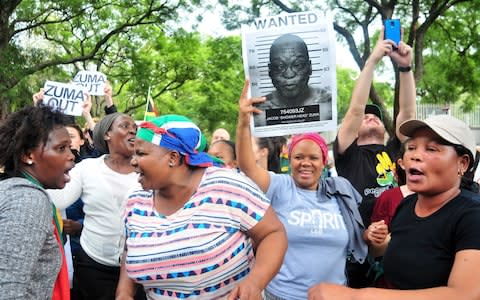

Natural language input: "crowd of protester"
[1,24,480,300]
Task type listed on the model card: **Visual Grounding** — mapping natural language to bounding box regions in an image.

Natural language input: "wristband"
[398,65,412,73]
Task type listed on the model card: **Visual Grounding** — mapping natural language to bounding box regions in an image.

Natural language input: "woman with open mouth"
[308,114,480,300]
[48,112,145,300]
[0,105,75,299]
[116,114,287,299]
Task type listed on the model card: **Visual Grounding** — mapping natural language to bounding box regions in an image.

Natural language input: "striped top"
[124,167,270,299]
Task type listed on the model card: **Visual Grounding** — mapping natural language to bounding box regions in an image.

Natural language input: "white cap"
[399,115,476,159]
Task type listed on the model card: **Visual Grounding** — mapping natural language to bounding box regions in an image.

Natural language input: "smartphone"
[384,19,401,47]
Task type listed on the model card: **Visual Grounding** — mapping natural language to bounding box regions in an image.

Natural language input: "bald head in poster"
[254,33,332,127]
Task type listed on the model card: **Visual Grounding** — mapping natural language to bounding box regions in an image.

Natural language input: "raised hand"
[369,27,396,65]
[32,88,45,106]
[238,79,265,127]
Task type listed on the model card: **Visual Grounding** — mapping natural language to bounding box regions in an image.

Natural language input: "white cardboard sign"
[73,70,107,96]
[43,81,85,116]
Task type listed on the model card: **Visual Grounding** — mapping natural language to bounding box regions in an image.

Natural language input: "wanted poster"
[242,11,337,137]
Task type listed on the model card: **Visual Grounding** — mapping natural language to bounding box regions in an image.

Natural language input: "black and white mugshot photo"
[242,11,337,136]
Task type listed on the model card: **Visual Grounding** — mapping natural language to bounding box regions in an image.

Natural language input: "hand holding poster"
[43,81,86,116]
[73,70,107,96]
[242,11,337,137]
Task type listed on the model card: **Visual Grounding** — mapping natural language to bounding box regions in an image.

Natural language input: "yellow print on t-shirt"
[375,151,397,187]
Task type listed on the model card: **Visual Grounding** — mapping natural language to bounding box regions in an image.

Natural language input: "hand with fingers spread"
[238,79,266,128]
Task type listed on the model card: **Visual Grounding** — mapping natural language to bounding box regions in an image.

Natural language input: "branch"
[24,3,174,75]
[407,0,420,46]
[333,23,363,69]
[413,0,471,82]
[11,4,99,38]
[271,0,296,13]
[363,0,384,17]
[335,0,362,24]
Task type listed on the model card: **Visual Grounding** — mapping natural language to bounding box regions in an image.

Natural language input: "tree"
[218,0,478,134]
[1,1,250,136]
[0,0,194,118]
[418,1,480,110]
[106,30,245,139]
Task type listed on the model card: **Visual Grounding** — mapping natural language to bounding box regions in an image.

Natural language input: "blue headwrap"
[136,115,214,167]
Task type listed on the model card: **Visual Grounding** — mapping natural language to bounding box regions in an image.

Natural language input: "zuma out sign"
[43,81,85,116]
[73,70,107,95]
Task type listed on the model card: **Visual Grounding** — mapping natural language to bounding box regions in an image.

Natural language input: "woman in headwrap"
[0,105,74,299]
[116,115,287,299]
[48,112,144,299]
[236,81,382,300]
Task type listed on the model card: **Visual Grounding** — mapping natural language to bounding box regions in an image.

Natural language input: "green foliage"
[418,2,480,111]
[336,66,357,121]
[0,0,196,117]
[336,66,394,122]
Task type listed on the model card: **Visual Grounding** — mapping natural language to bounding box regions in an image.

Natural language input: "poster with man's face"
[242,11,337,137]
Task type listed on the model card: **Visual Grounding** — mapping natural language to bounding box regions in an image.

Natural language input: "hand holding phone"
[384,19,401,48]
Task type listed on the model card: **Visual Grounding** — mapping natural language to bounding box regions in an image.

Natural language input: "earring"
[27,160,33,165]
[169,162,174,167]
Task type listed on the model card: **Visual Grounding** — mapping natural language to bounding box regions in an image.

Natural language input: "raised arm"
[236,80,271,193]
[104,81,118,115]
[308,250,480,300]
[82,92,96,131]
[390,41,416,142]
[336,30,394,154]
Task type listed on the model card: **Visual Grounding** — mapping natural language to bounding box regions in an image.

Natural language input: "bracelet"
[398,65,412,73]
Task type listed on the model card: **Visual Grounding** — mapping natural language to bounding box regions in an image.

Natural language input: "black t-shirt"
[334,137,400,226]
[384,190,480,289]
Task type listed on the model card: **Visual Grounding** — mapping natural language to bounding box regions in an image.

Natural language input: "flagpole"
[144,85,151,121]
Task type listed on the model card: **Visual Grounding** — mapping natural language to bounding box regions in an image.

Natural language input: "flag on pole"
[144,86,158,121]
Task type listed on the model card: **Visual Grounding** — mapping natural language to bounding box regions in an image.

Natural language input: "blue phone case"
[384,19,401,45]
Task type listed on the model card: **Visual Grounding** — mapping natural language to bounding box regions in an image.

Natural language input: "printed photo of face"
[268,34,312,100]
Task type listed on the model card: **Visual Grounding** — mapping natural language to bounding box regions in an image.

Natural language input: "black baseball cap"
[365,104,383,123]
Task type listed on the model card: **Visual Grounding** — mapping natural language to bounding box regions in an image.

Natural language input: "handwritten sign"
[73,70,107,96]
[43,81,85,116]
